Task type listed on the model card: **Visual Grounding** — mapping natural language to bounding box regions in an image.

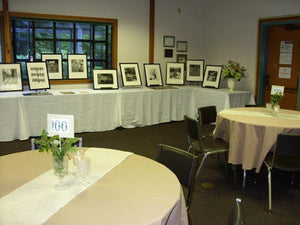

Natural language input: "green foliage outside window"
[11,18,113,80]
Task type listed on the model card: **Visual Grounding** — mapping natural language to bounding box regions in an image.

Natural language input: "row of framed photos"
[0,59,223,92]
[94,61,222,90]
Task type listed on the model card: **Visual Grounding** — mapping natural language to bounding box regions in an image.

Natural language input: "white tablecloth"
[0,86,255,141]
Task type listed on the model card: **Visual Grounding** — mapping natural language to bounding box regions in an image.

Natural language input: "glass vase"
[52,155,69,190]
[227,78,236,91]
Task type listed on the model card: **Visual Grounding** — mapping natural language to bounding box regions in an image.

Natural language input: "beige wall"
[5,0,300,92]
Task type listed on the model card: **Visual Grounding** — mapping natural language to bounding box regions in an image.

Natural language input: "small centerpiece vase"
[52,155,69,190]
[227,78,236,91]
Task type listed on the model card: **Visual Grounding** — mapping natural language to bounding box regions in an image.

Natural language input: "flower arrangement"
[222,60,246,81]
[270,92,283,106]
[34,129,79,160]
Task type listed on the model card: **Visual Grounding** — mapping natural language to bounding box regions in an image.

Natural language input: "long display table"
[0,86,255,141]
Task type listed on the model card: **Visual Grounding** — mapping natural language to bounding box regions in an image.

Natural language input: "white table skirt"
[0,86,255,141]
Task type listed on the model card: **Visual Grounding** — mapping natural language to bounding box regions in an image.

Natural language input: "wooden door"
[264,24,300,110]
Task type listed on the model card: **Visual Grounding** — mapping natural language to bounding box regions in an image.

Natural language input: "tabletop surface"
[215,107,300,172]
[0,148,188,225]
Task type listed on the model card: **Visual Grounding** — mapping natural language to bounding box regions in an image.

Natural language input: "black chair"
[227,198,244,225]
[263,133,300,212]
[156,144,198,209]
[31,137,83,150]
[184,115,229,179]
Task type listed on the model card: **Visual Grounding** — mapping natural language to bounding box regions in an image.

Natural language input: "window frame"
[7,12,118,85]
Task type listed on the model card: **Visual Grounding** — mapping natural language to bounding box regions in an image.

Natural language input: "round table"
[214,107,300,172]
[0,148,188,225]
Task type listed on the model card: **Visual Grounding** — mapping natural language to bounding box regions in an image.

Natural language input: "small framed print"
[93,69,118,89]
[166,62,185,85]
[68,54,87,79]
[119,63,142,87]
[164,49,173,58]
[163,36,175,47]
[42,54,63,80]
[0,63,23,92]
[144,63,163,86]
[26,62,50,90]
[176,41,188,52]
[186,60,204,82]
[202,65,222,89]
[177,54,187,69]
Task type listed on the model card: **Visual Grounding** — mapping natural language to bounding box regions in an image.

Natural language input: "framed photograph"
[164,49,173,58]
[186,60,204,82]
[68,54,87,79]
[202,65,222,89]
[92,69,118,89]
[177,54,187,69]
[26,62,50,90]
[119,63,142,87]
[144,63,163,86]
[176,41,188,52]
[0,63,23,92]
[166,62,185,85]
[163,36,175,47]
[42,54,63,80]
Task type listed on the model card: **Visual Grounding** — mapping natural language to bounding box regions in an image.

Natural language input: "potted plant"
[222,60,246,91]
[34,129,79,189]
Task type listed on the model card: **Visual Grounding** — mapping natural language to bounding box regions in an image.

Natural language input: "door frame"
[256,16,300,105]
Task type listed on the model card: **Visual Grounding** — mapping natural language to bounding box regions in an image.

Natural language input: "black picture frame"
[144,63,163,87]
[92,69,119,90]
[26,62,50,90]
[166,62,185,85]
[186,59,205,82]
[0,63,23,92]
[119,63,142,87]
[176,41,188,52]
[163,36,175,47]
[42,53,63,80]
[202,65,222,89]
[67,54,87,79]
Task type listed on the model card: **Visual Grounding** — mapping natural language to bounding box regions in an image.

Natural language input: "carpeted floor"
[1,121,299,225]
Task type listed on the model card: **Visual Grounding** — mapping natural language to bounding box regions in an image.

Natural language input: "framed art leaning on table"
[119,63,142,87]
[202,65,222,89]
[92,69,118,89]
[0,63,23,92]
[144,63,163,86]
[26,62,50,90]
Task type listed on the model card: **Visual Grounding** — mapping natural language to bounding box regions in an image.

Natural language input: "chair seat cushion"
[202,136,229,153]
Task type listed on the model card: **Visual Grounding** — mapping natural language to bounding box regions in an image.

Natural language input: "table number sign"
[271,85,285,95]
[47,114,74,138]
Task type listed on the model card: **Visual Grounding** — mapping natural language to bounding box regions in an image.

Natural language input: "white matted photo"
[68,54,87,79]
[0,63,23,92]
[119,63,142,87]
[202,65,222,89]
[186,60,204,82]
[93,69,118,89]
[144,63,163,86]
[166,62,185,85]
[26,62,50,90]
[42,54,63,80]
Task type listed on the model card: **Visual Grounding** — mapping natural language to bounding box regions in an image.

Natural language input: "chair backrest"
[198,105,217,126]
[274,134,300,157]
[184,115,200,141]
[157,144,198,208]
[227,198,244,225]
[30,137,83,150]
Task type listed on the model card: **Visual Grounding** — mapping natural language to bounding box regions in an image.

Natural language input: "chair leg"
[195,153,208,179]
[243,169,247,188]
[267,166,272,213]
[232,165,237,188]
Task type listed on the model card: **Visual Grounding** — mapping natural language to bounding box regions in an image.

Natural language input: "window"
[11,17,115,80]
